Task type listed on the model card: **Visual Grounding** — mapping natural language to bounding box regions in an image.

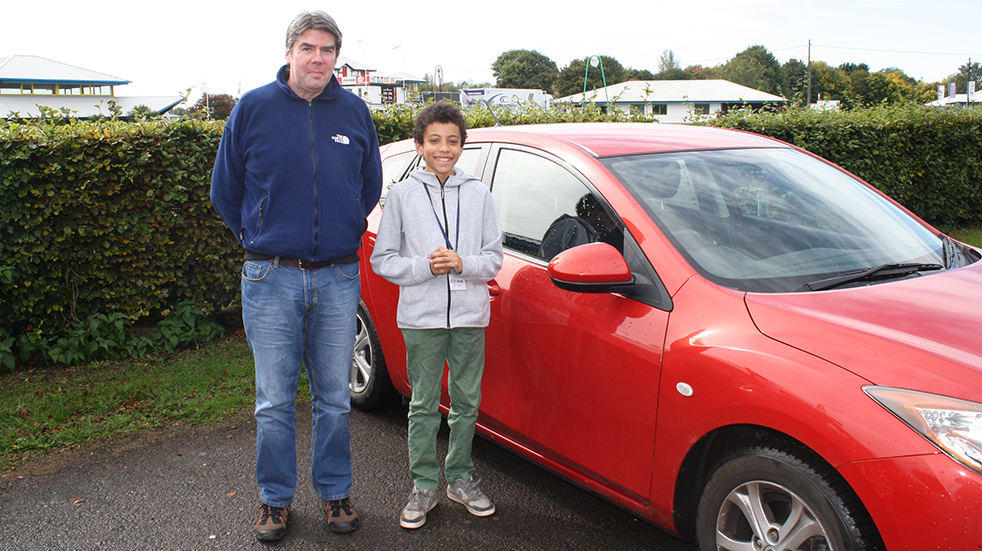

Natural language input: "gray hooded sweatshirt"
[370,167,503,330]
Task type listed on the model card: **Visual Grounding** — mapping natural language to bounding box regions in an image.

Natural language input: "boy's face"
[416,122,462,182]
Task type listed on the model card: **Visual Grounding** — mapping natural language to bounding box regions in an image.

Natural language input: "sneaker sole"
[446,489,496,517]
[400,515,426,529]
[400,501,437,529]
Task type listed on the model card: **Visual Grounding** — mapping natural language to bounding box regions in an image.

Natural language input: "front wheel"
[350,302,396,411]
[695,443,883,551]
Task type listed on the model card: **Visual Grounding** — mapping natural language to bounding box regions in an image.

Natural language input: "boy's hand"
[428,247,463,275]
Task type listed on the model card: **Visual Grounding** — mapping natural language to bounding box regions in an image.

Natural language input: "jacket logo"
[332,134,350,145]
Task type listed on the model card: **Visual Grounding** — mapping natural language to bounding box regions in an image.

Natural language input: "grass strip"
[1,336,284,471]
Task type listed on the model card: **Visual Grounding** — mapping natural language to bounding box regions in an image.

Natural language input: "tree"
[947,60,982,94]
[625,68,657,81]
[717,45,783,95]
[190,93,237,120]
[128,104,159,119]
[491,49,559,93]
[683,65,717,80]
[553,55,627,98]
[808,61,852,103]
[779,59,808,103]
[652,51,688,80]
[838,62,870,75]
[658,49,681,73]
[422,74,492,93]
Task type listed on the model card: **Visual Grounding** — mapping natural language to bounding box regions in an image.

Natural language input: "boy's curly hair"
[412,100,468,145]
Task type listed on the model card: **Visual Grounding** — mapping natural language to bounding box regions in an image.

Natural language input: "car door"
[480,144,670,500]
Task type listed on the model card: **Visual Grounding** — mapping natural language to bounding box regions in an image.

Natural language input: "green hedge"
[1,102,981,368]
[0,118,239,364]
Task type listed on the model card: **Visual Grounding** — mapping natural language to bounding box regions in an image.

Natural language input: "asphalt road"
[0,400,695,551]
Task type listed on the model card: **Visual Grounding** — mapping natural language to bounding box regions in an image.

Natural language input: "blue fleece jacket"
[210,65,383,262]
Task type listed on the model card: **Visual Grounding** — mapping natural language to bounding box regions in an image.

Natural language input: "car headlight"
[865,386,982,474]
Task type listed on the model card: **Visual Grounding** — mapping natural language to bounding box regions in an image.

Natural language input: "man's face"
[286,28,338,101]
[415,122,462,182]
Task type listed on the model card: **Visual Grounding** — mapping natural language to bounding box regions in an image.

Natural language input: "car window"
[453,148,484,180]
[602,148,947,293]
[489,148,622,260]
[379,151,416,205]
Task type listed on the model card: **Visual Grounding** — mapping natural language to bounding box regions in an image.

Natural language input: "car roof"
[464,122,788,158]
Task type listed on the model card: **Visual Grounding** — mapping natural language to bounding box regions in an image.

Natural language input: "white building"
[926,93,978,108]
[556,79,786,123]
[0,55,184,119]
[334,58,426,106]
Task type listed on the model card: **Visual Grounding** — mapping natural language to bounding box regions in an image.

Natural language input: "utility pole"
[806,40,812,106]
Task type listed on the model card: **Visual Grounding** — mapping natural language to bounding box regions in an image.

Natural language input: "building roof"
[336,57,376,73]
[0,54,129,85]
[557,79,786,104]
[388,71,426,84]
[926,94,978,107]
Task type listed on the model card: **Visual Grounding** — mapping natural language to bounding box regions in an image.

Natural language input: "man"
[210,10,382,541]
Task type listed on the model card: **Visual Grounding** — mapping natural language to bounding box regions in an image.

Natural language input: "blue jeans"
[241,258,360,507]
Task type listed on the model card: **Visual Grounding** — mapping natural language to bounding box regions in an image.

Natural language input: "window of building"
[652,104,667,115]
[693,103,710,115]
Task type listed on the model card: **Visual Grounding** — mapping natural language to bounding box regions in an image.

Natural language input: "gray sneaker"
[447,477,495,517]
[400,487,439,529]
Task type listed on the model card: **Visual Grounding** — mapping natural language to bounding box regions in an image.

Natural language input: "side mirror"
[548,243,635,293]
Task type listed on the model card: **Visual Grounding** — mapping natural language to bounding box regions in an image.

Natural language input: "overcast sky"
[4,0,980,105]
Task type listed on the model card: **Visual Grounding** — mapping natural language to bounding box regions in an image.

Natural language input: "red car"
[350,122,982,550]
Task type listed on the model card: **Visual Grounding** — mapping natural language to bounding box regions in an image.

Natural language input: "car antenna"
[482,99,503,127]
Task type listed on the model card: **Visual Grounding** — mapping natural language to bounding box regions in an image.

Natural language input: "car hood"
[745,262,982,402]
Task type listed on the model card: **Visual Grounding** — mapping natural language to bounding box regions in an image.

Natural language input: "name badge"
[449,276,467,291]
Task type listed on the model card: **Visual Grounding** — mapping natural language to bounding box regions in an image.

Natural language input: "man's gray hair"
[285,10,342,52]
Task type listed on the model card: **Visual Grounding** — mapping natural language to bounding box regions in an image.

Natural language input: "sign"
[382,87,395,104]
[970,81,976,102]
[950,82,957,98]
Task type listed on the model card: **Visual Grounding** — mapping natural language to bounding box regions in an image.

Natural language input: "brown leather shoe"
[324,497,359,533]
[254,503,289,541]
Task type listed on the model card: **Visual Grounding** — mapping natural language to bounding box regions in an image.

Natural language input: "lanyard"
[422,182,460,251]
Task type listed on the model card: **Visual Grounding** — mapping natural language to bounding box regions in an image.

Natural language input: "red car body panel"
[840,454,982,549]
[746,263,982,403]
[360,123,982,550]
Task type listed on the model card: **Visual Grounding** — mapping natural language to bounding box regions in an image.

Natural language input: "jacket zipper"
[248,197,268,245]
[308,101,319,259]
[441,182,451,329]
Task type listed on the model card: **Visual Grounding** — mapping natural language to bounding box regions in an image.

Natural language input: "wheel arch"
[670,423,882,548]
[672,424,781,541]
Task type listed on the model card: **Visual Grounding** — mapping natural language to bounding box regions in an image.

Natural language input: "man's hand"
[428,247,463,275]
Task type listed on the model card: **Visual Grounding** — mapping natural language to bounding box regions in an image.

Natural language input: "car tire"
[350,302,396,411]
[695,442,883,551]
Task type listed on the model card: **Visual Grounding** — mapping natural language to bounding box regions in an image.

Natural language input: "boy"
[370,101,503,529]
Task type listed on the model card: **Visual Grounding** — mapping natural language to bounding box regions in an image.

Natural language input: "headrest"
[646,160,682,200]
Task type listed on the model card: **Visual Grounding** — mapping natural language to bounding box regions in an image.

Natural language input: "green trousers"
[402,327,485,490]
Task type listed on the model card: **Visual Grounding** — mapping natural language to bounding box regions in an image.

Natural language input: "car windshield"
[601,148,950,293]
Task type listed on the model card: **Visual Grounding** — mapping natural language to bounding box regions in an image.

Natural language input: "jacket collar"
[275,64,342,102]
[412,167,471,189]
